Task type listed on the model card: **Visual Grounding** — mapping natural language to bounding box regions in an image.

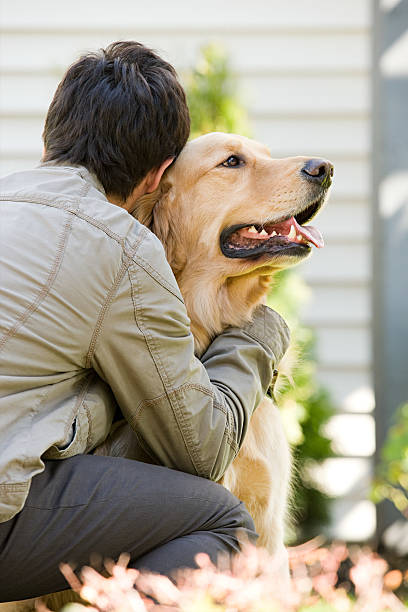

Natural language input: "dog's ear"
[132,185,162,230]
[132,179,184,274]
[132,177,173,238]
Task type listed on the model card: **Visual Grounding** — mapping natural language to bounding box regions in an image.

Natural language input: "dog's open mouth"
[220,195,325,259]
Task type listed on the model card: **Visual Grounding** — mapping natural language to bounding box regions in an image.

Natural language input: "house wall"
[0,0,376,540]
[373,0,408,540]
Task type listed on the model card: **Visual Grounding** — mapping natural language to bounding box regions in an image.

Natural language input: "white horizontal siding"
[300,243,370,283]
[0,74,59,114]
[314,202,371,241]
[306,457,376,540]
[1,118,43,157]
[252,117,370,156]
[0,0,371,31]
[0,32,371,75]
[0,157,41,176]
[301,285,371,326]
[307,457,373,497]
[0,0,374,540]
[317,369,374,411]
[242,75,370,115]
[0,73,371,116]
[328,500,376,542]
[316,326,371,368]
[324,414,375,457]
[319,160,370,199]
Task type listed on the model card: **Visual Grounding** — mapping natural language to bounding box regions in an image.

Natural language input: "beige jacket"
[0,163,290,522]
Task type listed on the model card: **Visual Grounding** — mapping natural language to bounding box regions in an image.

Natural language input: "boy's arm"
[92,248,289,481]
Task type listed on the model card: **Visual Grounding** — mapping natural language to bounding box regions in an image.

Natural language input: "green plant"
[186,43,250,139]
[185,45,335,543]
[372,402,408,518]
[268,271,335,541]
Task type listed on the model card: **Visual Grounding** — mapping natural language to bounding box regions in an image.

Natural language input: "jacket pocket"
[43,409,90,459]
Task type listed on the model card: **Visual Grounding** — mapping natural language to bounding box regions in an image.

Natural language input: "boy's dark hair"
[43,41,190,200]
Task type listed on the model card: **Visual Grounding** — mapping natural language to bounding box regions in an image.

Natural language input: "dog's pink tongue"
[300,223,324,248]
[270,216,324,248]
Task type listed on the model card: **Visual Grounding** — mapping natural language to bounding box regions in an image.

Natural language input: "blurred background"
[0,0,406,555]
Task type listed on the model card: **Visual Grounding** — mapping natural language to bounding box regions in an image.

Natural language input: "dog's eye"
[221,155,245,168]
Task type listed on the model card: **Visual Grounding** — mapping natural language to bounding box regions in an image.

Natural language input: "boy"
[0,41,289,599]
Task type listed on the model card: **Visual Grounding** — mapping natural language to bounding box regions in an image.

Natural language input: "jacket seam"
[45,372,95,456]
[0,193,125,247]
[177,383,237,449]
[0,195,83,354]
[129,383,230,422]
[128,266,204,475]
[133,430,161,464]
[129,382,238,459]
[74,373,96,448]
[243,329,277,356]
[0,483,28,491]
[211,397,237,450]
[0,193,183,301]
[244,306,290,358]
[1,193,183,301]
[133,254,184,300]
[85,234,145,368]
[184,386,239,452]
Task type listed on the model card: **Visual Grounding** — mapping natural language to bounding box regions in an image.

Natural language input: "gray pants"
[0,454,256,601]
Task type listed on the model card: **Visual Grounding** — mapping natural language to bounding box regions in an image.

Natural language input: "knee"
[239,502,257,538]
[232,500,258,544]
[215,485,258,544]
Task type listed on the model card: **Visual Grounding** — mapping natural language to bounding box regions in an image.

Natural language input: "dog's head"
[134,132,333,349]
[135,132,332,278]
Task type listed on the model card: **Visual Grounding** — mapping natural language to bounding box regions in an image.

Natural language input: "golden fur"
[101,132,331,565]
[131,132,331,559]
[136,133,324,352]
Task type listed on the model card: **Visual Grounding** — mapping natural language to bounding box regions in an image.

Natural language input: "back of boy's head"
[43,41,190,200]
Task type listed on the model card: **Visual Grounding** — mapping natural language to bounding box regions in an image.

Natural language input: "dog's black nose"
[301,159,334,185]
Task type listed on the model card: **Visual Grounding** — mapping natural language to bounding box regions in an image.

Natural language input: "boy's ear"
[145,157,174,194]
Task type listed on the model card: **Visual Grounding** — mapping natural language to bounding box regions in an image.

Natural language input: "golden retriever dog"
[3,133,332,610]
[97,132,332,570]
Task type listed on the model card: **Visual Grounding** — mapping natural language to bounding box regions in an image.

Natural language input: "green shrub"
[184,45,335,543]
[372,402,408,518]
[186,43,250,139]
[268,271,335,541]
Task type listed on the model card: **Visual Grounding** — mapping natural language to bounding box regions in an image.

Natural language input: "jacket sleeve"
[91,245,290,481]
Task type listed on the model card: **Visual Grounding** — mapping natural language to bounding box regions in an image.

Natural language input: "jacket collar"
[38,161,107,198]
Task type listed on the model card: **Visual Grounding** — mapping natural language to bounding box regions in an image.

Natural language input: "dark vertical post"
[372,0,408,541]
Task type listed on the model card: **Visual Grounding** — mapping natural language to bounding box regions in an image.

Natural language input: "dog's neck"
[175,266,273,356]
[134,189,276,355]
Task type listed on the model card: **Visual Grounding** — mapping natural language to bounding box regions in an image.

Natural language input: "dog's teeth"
[259,229,268,236]
[247,226,258,234]
[297,234,303,241]
[288,224,296,240]
[271,231,277,237]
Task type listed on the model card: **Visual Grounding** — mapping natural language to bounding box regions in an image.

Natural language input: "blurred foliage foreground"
[185,44,335,543]
[59,542,407,612]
